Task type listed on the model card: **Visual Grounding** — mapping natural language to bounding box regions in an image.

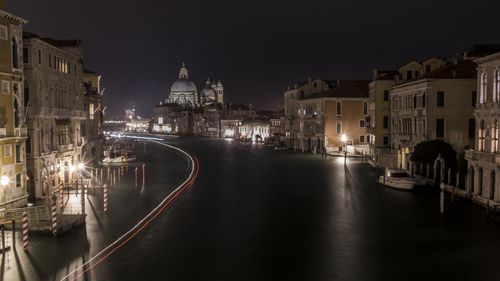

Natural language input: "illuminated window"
[479,120,485,151]
[492,120,498,153]
[89,103,94,120]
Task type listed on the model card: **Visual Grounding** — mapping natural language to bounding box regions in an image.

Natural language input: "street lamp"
[341,134,347,165]
[78,162,84,171]
[1,175,9,208]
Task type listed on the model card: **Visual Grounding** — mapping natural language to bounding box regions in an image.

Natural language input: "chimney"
[373,69,379,80]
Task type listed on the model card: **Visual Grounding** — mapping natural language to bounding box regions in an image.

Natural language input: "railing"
[14,127,27,137]
[2,205,50,222]
[58,143,74,153]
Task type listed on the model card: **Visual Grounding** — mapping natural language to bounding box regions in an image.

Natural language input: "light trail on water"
[60,140,199,281]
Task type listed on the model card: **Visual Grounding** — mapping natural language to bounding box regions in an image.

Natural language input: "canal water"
[4,138,500,280]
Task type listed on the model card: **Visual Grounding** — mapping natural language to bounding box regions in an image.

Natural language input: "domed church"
[167,63,224,107]
[168,63,199,106]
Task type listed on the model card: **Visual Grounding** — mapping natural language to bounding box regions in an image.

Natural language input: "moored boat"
[378,169,416,190]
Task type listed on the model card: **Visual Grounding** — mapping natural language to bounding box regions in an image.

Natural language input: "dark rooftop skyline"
[7,0,500,118]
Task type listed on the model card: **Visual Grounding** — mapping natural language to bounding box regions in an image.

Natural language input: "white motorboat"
[102,155,137,164]
[378,169,416,190]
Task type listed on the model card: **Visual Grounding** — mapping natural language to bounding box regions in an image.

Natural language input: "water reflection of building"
[0,4,28,207]
[466,52,500,203]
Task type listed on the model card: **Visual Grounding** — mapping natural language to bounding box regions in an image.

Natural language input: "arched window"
[13,99,20,128]
[490,170,496,200]
[480,72,487,104]
[479,120,485,151]
[479,168,484,196]
[492,120,498,153]
[495,69,500,102]
[11,37,19,69]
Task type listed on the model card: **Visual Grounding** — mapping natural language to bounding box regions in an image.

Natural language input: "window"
[38,49,42,64]
[23,48,29,63]
[16,173,21,188]
[426,65,431,73]
[49,53,52,68]
[406,71,413,80]
[336,121,342,134]
[495,70,500,102]
[363,102,368,116]
[436,119,445,138]
[26,135,31,155]
[423,93,426,107]
[413,95,417,108]
[360,135,365,143]
[15,144,21,163]
[383,136,389,146]
[367,135,370,143]
[383,116,389,129]
[480,72,487,104]
[468,119,475,139]
[383,90,389,101]
[0,25,7,40]
[4,144,12,157]
[492,120,498,153]
[437,91,445,107]
[472,91,477,107]
[89,103,94,120]
[158,117,163,124]
[359,120,365,127]
[478,120,485,151]
[1,81,10,95]
[336,101,341,116]
[313,82,317,88]
[11,38,19,69]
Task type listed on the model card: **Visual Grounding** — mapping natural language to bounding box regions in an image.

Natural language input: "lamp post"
[341,134,347,166]
[1,175,9,208]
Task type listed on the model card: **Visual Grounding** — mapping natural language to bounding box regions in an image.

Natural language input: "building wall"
[24,37,85,199]
[466,52,500,202]
[325,99,369,150]
[368,80,393,151]
[0,9,28,207]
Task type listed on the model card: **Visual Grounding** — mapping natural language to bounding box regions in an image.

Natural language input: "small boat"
[102,155,137,164]
[378,169,416,190]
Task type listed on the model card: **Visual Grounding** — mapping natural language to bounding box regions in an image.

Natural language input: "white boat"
[378,169,416,190]
[102,155,137,164]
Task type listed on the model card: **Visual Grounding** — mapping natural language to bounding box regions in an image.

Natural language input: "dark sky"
[7,0,500,118]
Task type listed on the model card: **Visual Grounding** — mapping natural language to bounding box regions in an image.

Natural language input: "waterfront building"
[82,69,104,165]
[297,80,370,154]
[465,52,500,203]
[239,120,270,142]
[0,3,28,207]
[23,32,86,200]
[369,58,446,167]
[283,79,336,149]
[390,57,480,172]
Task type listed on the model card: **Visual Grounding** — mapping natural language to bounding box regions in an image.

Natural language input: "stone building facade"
[23,32,86,200]
[466,52,500,203]
[0,5,28,207]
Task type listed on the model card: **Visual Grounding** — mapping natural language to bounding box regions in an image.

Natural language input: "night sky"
[7,0,500,118]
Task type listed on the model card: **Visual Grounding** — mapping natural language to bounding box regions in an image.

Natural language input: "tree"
[410,140,457,169]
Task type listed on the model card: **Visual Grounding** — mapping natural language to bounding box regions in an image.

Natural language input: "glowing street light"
[0,175,9,187]
[69,164,76,173]
[78,162,85,170]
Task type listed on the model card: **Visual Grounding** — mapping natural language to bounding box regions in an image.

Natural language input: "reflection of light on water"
[69,194,80,205]
[336,157,347,164]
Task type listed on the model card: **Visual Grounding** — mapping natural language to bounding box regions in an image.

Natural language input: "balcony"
[58,144,74,153]
[0,128,6,137]
[14,127,27,138]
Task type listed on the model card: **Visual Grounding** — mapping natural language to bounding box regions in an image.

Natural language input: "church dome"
[201,78,216,99]
[170,80,197,93]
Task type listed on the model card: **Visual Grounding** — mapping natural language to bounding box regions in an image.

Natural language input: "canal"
[4,137,500,280]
